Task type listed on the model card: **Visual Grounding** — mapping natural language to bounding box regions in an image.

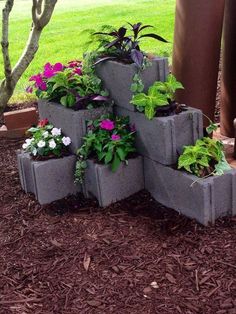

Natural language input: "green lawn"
[0,0,175,101]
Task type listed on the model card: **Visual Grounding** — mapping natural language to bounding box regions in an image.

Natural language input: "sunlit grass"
[0,0,175,101]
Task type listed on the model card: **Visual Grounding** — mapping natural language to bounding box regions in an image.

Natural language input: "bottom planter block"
[17,151,80,205]
[144,157,236,225]
[83,156,144,207]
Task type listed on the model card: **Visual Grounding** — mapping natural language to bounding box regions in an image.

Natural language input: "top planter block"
[38,100,112,154]
[95,57,168,111]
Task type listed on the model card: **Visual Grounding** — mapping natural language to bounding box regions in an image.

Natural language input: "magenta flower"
[68,60,82,68]
[100,119,115,130]
[40,82,47,91]
[73,67,82,75]
[29,73,46,90]
[43,62,64,78]
[111,134,121,141]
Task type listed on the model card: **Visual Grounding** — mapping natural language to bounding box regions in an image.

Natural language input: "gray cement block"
[17,152,81,204]
[115,106,203,165]
[144,157,236,225]
[96,58,169,111]
[83,156,144,207]
[38,100,113,154]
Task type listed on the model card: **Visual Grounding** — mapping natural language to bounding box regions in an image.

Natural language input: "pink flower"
[26,86,33,93]
[38,118,49,127]
[68,60,82,68]
[43,62,64,78]
[73,67,82,75]
[100,119,115,131]
[111,134,121,141]
[29,73,47,90]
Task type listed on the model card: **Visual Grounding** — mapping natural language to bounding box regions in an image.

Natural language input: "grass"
[0,0,175,101]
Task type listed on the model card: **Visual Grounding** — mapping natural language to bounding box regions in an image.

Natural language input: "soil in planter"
[154,101,188,117]
[30,149,71,161]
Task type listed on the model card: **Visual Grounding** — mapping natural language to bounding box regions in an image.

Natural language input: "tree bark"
[0,0,57,115]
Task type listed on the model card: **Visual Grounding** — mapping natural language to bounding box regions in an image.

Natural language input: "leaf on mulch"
[87,300,102,307]
[165,273,176,284]
[83,252,91,272]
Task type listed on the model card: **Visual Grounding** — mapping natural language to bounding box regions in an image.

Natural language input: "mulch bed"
[0,138,236,314]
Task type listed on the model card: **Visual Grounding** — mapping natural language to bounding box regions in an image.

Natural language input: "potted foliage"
[17,119,80,205]
[93,22,169,111]
[144,128,236,225]
[28,57,112,153]
[75,115,144,207]
[116,75,203,165]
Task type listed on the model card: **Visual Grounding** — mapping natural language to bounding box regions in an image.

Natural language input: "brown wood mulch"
[0,138,236,314]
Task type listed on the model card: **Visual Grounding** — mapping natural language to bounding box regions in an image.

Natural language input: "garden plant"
[131,74,184,119]
[75,115,136,183]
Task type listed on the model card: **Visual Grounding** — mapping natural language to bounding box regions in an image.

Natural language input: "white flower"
[43,131,49,138]
[37,140,46,148]
[62,136,71,146]
[49,139,56,149]
[51,128,61,136]
[32,148,37,156]
[22,138,33,149]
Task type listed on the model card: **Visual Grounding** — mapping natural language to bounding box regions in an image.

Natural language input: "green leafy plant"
[27,57,109,110]
[91,22,167,67]
[178,137,231,178]
[131,74,184,119]
[22,119,71,159]
[75,115,136,183]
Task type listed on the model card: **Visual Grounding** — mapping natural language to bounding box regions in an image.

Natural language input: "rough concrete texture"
[17,152,80,205]
[17,151,36,194]
[96,58,169,111]
[115,106,203,165]
[83,156,144,207]
[144,157,236,225]
[38,100,113,154]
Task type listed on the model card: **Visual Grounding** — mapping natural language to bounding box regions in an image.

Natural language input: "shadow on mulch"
[0,138,236,314]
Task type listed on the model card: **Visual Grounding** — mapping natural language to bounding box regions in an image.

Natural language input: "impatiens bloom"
[62,136,71,146]
[73,67,82,76]
[100,119,115,131]
[43,62,64,78]
[111,134,121,141]
[43,131,49,138]
[37,140,46,148]
[29,73,45,90]
[22,138,33,149]
[49,139,56,149]
[68,60,82,68]
[38,119,49,127]
[51,127,61,136]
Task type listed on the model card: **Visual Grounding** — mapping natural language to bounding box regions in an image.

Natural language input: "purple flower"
[100,119,115,131]
[29,73,46,90]
[68,60,82,68]
[111,134,121,141]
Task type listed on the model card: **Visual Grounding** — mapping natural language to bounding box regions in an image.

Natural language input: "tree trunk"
[0,80,14,115]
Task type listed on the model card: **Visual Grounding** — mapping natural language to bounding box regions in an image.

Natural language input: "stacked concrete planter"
[116,106,203,165]
[95,57,168,111]
[144,158,236,225]
[38,100,112,154]
[83,156,144,207]
[17,151,80,205]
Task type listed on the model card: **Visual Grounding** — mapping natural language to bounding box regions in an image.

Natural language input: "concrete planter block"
[83,156,144,207]
[96,57,168,111]
[38,100,113,154]
[144,157,236,225]
[17,152,80,205]
[115,106,203,165]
